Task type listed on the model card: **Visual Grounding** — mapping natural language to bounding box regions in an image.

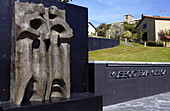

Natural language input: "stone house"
[88,22,96,35]
[124,14,141,24]
[109,14,140,26]
[136,15,170,47]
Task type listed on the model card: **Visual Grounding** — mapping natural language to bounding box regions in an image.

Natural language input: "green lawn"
[89,42,170,62]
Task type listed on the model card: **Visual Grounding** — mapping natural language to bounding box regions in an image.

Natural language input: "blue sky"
[70,0,170,27]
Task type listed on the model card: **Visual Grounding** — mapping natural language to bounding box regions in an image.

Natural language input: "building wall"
[138,18,155,41]
[124,15,134,23]
[88,23,96,35]
[155,20,170,41]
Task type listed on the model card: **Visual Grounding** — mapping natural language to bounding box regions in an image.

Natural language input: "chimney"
[141,14,144,18]
[160,10,162,16]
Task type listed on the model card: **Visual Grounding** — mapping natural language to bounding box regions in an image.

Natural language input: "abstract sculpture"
[11,2,73,105]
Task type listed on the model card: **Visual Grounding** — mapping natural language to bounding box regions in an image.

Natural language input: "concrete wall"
[138,18,155,41]
[89,61,170,106]
[88,37,120,51]
[155,20,170,41]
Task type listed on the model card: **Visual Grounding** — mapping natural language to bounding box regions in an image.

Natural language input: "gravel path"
[103,92,170,111]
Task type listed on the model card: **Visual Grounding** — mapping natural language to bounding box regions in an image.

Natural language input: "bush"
[156,42,164,47]
[146,41,156,46]
[146,41,163,47]
[98,30,106,37]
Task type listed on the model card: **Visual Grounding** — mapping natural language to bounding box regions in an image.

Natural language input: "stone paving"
[103,92,170,111]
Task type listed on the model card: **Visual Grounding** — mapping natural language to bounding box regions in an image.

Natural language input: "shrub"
[156,42,164,47]
[146,41,156,46]
[146,41,163,47]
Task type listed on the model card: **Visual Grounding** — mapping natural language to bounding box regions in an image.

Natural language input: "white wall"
[155,20,170,41]
[88,23,96,35]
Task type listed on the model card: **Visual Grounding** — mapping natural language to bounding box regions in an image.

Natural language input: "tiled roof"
[136,15,170,28]
[144,15,170,19]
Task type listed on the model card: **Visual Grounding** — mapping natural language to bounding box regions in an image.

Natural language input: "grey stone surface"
[11,2,73,105]
[121,42,133,46]
[103,92,170,111]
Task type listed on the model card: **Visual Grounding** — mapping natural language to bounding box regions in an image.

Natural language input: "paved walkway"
[103,92,170,111]
[121,42,133,46]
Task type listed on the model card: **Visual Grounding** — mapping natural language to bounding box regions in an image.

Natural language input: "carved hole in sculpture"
[50,79,66,97]
[22,77,34,104]
[51,25,65,33]
[44,38,51,52]
[49,13,57,19]
[17,31,39,40]
[48,7,57,19]
[30,19,42,30]
[52,79,66,87]
[32,38,40,49]
[58,34,61,47]
[40,13,45,18]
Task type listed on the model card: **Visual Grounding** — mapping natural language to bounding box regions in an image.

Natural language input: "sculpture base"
[0,93,102,111]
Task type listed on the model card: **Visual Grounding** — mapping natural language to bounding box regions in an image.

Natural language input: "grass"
[88,35,93,37]
[88,35,107,39]
[89,42,170,62]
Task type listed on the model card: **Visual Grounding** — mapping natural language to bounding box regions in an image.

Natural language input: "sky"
[69,0,170,27]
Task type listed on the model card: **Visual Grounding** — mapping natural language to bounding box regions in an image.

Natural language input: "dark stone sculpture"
[11,2,73,105]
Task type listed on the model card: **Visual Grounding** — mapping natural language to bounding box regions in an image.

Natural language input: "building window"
[126,15,128,19]
[143,23,147,28]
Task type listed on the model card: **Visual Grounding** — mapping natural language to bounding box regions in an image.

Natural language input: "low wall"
[88,37,120,51]
[88,61,170,106]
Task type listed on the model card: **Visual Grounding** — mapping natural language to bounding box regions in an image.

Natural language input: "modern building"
[136,15,170,47]
[88,22,96,35]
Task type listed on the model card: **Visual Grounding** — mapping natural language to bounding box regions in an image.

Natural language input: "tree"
[123,22,136,32]
[158,29,170,42]
[96,23,110,37]
[123,31,132,40]
[132,33,138,42]
[107,23,125,39]
[138,31,143,43]
[59,0,72,2]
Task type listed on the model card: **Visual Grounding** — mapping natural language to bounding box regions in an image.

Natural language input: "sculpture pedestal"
[0,93,102,111]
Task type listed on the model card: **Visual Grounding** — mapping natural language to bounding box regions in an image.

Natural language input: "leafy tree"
[96,23,110,37]
[59,0,72,2]
[107,23,125,39]
[132,33,138,42]
[157,29,170,43]
[138,31,143,43]
[123,22,136,32]
[97,30,105,36]
[123,31,132,40]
